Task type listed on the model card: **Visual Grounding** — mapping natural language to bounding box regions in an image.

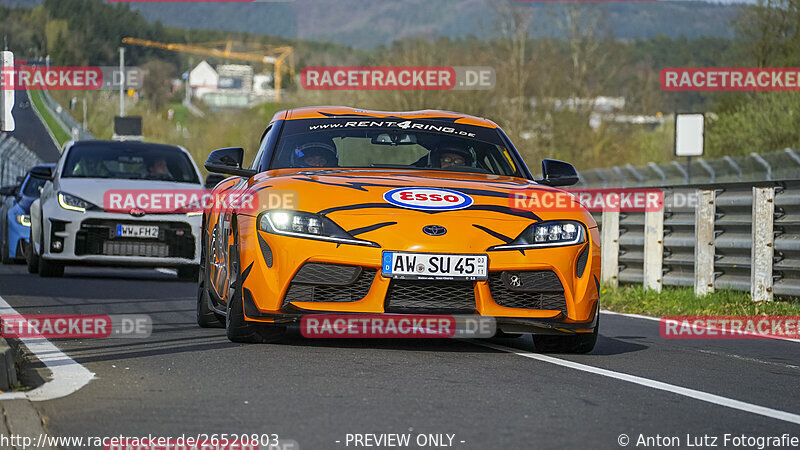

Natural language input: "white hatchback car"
[29,140,206,279]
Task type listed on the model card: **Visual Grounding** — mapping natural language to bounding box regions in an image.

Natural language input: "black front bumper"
[241,286,598,336]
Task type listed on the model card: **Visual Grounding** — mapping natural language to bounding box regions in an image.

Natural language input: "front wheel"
[1,226,13,264]
[39,258,65,277]
[178,265,199,281]
[26,229,39,274]
[533,316,598,354]
[225,219,286,344]
[197,253,224,328]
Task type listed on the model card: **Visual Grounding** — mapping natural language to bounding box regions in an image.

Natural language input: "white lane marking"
[601,310,800,343]
[601,309,660,322]
[472,340,800,426]
[0,294,95,401]
[696,349,800,371]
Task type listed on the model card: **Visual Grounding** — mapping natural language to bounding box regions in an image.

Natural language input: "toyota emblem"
[129,208,146,217]
[422,225,447,236]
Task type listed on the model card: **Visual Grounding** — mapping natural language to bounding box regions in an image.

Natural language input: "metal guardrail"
[40,89,94,141]
[578,149,800,188]
[594,180,800,298]
[0,135,42,187]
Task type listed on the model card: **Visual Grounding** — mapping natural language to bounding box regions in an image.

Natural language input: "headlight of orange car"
[489,220,585,250]
[257,210,379,247]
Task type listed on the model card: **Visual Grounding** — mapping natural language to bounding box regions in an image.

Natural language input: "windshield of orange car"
[270,118,524,177]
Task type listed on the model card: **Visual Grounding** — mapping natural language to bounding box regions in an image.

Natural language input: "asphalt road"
[0,263,799,450]
[6,90,61,163]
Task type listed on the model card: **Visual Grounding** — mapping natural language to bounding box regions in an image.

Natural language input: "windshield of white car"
[61,145,200,184]
[270,119,523,178]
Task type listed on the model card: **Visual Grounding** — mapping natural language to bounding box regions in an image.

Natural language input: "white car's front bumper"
[39,205,201,267]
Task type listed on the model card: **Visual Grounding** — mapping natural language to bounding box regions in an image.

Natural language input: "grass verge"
[600,285,800,316]
[28,90,71,146]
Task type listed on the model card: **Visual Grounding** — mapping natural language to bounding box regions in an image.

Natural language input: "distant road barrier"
[578,148,800,188]
[0,134,41,187]
[595,180,800,300]
[39,89,94,141]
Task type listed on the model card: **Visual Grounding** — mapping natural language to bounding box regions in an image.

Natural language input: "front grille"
[385,279,476,313]
[488,270,567,313]
[74,219,194,258]
[283,263,376,304]
[102,241,169,257]
[292,262,362,285]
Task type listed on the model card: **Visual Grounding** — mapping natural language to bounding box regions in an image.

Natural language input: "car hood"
[57,178,205,211]
[244,169,595,251]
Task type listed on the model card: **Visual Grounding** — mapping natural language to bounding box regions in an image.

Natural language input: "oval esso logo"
[383,188,473,211]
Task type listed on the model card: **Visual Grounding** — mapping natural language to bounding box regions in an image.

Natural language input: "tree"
[140,59,178,113]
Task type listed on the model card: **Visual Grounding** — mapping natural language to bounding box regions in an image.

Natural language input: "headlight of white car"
[58,192,97,213]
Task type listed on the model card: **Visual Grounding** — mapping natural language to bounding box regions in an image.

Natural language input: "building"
[188,61,219,99]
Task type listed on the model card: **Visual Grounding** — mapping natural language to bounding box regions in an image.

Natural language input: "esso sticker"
[383,187,473,211]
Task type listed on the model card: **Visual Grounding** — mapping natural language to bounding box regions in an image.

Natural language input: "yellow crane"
[121,37,294,102]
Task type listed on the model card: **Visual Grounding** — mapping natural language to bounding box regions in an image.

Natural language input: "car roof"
[272,106,499,129]
[30,163,56,171]
[67,140,185,152]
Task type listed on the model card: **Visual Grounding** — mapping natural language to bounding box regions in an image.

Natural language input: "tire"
[178,265,200,281]
[196,240,224,328]
[1,226,13,265]
[26,229,39,274]
[39,257,64,278]
[493,330,524,339]
[197,284,225,328]
[225,219,286,344]
[532,317,598,354]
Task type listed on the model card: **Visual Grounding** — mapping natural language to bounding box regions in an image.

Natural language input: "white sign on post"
[675,113,704,157]
[1,51,14,132]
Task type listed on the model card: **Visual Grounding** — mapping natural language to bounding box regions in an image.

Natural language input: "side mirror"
[205,173,227,189]
[204,147,257,178]
[539,159,579,187]
[29,165,54,180]
[0,185,18,196]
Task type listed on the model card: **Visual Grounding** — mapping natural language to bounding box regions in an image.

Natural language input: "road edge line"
[0,294,94,402]
[471,340,800,426]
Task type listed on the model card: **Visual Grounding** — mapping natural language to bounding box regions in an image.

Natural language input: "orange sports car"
[197,107,600,352]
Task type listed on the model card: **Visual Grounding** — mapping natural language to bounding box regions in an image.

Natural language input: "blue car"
[0,164,54,264]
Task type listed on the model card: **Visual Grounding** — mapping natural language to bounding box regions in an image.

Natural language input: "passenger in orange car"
[438,151,467,168]
[413,145,475,169]
[290,141,338,168]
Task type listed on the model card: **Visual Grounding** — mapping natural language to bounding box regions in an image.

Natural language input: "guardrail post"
[600,209,620,287]
[694,189,715,295]
[751,187,774,301]
[644,205,664,292]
